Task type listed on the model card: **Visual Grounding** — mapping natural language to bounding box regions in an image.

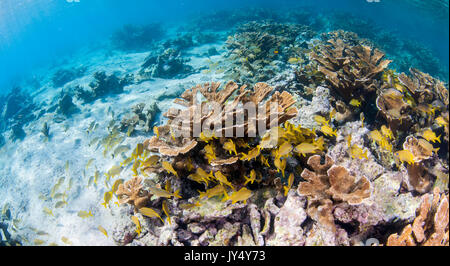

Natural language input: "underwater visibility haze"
[0,0,449,246]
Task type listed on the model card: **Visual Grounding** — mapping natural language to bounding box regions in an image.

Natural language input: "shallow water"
[0,0,448,246]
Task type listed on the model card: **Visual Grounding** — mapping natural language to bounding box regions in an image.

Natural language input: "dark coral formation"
[52,67,86,87]
[111,24,165,51]
[75,71,132,103]
[119,102,159,135]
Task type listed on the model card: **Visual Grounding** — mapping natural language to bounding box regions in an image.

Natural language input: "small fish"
[295,143,319,157]
[435,116,448,127]
[34,239,45,245]
[105,165,123,179]
[111,179,124,194]
[421,129,441,143]
[198,184,226,199]
[381,125,394,140]
[179,201,202,209]
[43,207,54,217]
[320,125,337,137]
[199,131,217,143]
[283,173,294,196]
[223,139,237,155]
[77,210,93,218]
[85,158,95,171]
[274,157,287,178]
[314,115,330,126]
[214,171,234,190]
[162,200,171,225]
[65,161,70,175]
[153,126,160,138]
[329,108,337,120]
[240,146,261,161]
[349,144,368,160]
[395,150,416,165]
[61,236,73,245]
[349,99,361,107]
[86,121,96,135]
[98,226,108,237]
[55,201,67,209]
[131,216,141,236]
[113,145,130,158]
[35,230,49,236]
[161,161,178,177]
[204,144,217,163]
[126,126,134,137]
[273,50,279,54]
[260,155,270,167]
[89,137,100,147]
[277,142,293,158]
[222,187,252,204]
[101,191,113,208]
[244,170,257,185]
[121,156,133,167]
[288,57,302,64]
[139,207,164,223]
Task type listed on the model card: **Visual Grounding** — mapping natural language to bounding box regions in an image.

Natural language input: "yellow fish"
[139,207,164,223]
[283,173,294,196]
[422,129,441,143]
[320,125,337,137]
[222,187,252,204]
[162,200,171,225]
[295,143,319,157]
[198,184,226,199]
[61,236,73,245]
[101,191,113,208]
[349,144,368,160]
[314,115,330,125]
[153,126,160,138]
[111,179,124,194]
[34,239,45,245]
[77,210,93,218]
[98,226,108,237]
[260,155,270,167]
[55,201,67,209]
[277,142,293,158]
[105,165,123,180]
[161,161,178,177]
[244,170,257,185]
[240,146,261,161]
[179,201,202,209]
[141,155,160,168]
[223,139,237,155]
[395,150,415,165]
[199,131,217,143]
[131,216,141,236]
[274,157,287,178]
[381,125,394,140]
[435,116,448,127]
[43,207,54,217]
[121,156,133,167]
[214,171,234,190]
[85,159,95,171]
[349,99,361,107]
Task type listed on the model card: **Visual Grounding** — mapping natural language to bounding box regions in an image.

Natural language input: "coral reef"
[75,71,132,103]
[137,48,194,81]
[119,102,159,135]
[111,24,165,51]
[52,67,86,87]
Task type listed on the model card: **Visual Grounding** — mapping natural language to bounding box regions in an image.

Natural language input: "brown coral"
[116,176,149,211]
[311,38,391,101]
[297,155,372,231]
[387,188,449,246]
[376,88,412,131]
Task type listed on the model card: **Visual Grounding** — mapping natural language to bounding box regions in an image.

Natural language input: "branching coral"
[297,155,371,232]
[116,176,149,211]
[75,72,132,103]
[387,188,449,246]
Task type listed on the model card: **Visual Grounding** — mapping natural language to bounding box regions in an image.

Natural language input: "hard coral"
[297,155,371,231]
[311,37,391,101]
[116,176,149,212]
[387,188,449,246]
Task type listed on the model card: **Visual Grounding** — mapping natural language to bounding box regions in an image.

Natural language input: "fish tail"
[173,190,182,199]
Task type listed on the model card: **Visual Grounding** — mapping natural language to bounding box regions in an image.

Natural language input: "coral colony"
[0,8,448,246]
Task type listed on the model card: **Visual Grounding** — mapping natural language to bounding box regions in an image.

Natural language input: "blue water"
[0,0,448,92]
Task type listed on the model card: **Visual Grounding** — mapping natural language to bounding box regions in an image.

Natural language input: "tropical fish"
[139,207,164,223]
[244,170,257,185]
[61,236,73,245]
[295,142,319,157]
[101,191,113,208]
[349,144,368,160]
[121,156,133,167]
[274,157,287,178]
[34,239,45,245]
[204,144,217,163]
[320,125,337,137]
[179,201,202,209]
[141,155,159,168]
[43,207,54,217]
[199,131,216,143]
[105,165,123,180]
[260,155,270,167]
[131,159,141,176]
[283,173,294,196]
[223,139,237,155]
[421,129,441,143]
[113,145,130,158]
[198,184,226,199]
[111,179,124,194]
[380,125,394,140]
[314,115,330,125]
[153,126,160,138]
[277,142,293,158]
[435,116,448,127]
[85,159,95,171]
[222,187,252,204]
[214,171,234,189]
[349,99,361,107]
[89,137,100,147]
[65,161,70,176]
[161,161,178,177]
[288,57,302,64]
[147,186,181,199]
[395,150,415,165]
[77,210,93,218]
[55,201,67,209]
[240,146,261,161]
[162,200,171,225]
[131,216,141,236]
[98,226,108,237]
